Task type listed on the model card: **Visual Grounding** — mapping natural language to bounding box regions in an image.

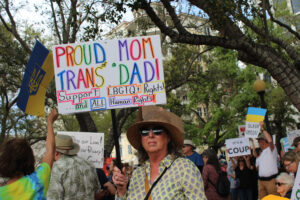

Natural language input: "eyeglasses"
[139,127,165,137]
[284,161,295,168]
[275,182,286,186]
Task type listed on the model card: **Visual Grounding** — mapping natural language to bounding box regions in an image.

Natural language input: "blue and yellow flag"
[246,107,267,123]
[17,41,54,117]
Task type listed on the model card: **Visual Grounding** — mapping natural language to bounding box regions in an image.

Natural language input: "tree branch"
[50,0,62,44]
[267,7,300,40]
[161,0,189,34]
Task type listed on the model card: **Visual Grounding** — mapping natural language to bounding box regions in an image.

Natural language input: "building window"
[120,148,123,157]
[182,95,188,104]
[204,27,210,35]
[198,108,202,117]
[128,145,132,154]
[204,108,207,115]
[291,0,300,14]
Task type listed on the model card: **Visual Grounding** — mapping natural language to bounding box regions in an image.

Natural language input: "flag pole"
[111,109,122,170]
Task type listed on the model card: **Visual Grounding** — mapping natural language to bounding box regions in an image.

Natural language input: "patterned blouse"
[47,155,101,200]
[117,155,207,200]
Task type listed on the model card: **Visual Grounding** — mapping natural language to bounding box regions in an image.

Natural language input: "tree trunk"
[75,112,97,132]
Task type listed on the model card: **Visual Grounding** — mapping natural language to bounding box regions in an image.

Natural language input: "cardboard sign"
[226,137,251,157]
[287,130,300,146]
[53,35,166,114]
[291,162,300,200]
[238,125,246,137]
[245,107,267,138]
[58,131,104,168]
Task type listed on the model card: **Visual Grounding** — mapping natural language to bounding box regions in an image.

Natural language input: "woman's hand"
[112,166,128,197]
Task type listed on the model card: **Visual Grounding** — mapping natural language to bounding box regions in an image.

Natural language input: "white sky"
[15,0,133,40]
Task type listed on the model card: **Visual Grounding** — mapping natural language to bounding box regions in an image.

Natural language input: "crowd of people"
[0,106,299,200]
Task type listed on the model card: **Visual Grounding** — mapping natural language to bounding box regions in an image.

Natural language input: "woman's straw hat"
[127,106,184,149]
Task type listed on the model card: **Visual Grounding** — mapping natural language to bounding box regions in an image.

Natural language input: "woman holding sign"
[112,106,206,200]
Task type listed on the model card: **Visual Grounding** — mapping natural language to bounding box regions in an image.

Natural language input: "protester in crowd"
[219,158,228,173]
[282,150,300,176]
[112,106,206,199]
[292,136,300,152]
[275,172,294,198]
[0,109,58,199]
[255,121,279,199]
[107,160,116,184]
[202,148,227,200]
[227,157,239,200]
[183,139,204,172]
[96,168,116,200]
[47,134,101,200]
[231,156,254,200]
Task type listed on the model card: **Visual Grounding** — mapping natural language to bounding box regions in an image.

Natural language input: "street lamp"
[253,79,271,133]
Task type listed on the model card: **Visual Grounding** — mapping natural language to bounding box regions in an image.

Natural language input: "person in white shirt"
[255,121,279,199]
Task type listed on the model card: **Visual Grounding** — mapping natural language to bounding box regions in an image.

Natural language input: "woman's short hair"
[0,138,35,178]
[276,172,294,187]
[282,151,300,163]
[202,148,221,172]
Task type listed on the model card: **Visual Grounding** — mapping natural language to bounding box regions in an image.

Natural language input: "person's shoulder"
[204,164,215,171]
[174,157,197,168]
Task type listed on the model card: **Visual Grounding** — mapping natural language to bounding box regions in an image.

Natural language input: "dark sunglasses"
[139,127,165,136]
[275,182,286,186]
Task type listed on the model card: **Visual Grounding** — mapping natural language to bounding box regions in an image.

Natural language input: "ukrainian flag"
[17,41,54,117]
[246,107,267,123]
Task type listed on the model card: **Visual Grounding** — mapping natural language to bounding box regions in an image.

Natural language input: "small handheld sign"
[226,137,251,157]
[245,107,266,138]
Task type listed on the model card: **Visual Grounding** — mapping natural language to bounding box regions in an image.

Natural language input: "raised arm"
[42,109,58,168]
[229,157,238,170]
[259,121,274,151]
[249,138,257,158]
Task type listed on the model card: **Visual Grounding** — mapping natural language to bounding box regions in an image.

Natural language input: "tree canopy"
[120,0,300,112]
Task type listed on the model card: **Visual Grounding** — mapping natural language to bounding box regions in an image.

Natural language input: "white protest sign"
[287,129,300,146]
[281,137,291,153]
[291,162,300,200]
[226,137,251,157]
[238,125,246,137]
[245,122,261,138]
[53,35,166,114]
[58,131,104,168]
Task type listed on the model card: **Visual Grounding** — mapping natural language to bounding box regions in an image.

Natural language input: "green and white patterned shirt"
[47,154,101,200]
[117,155,207,200]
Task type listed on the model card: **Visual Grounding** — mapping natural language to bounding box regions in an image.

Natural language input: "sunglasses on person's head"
[139,126,165,136]
[275,182,286,186]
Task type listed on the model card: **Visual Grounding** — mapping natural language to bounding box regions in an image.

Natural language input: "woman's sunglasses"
[139,127,165,136]
[275,182,286,186]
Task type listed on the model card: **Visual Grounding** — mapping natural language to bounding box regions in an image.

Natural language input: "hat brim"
[56,142,80,156]
[127,121,184,150]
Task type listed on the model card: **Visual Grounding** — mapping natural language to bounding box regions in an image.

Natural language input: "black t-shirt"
[235,167,253,189]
